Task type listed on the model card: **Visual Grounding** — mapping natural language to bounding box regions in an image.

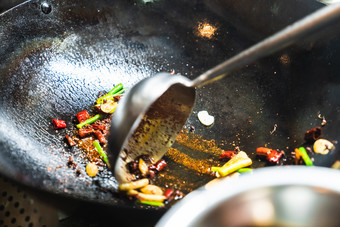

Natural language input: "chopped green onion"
[211,167,221,172]
[100,88,126,103]
[111,88,126,97]
[137,200,164,207]
[237,168,253,173]
[212,151,252,177]
[76,114,104,129]
[96,83,124,104]
[298,147,314,166]
[93,140,109,166]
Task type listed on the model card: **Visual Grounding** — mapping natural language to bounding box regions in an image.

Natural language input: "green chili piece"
[96,83,124,104]
[76,114,104,129]
[137,200,164,207]
[93,140,109,166]
[216,151,252,177]
[298,147,314,166]
[237,168,253,173]
[99,88,126,103]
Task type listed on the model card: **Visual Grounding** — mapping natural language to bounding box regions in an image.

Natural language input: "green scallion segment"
[298,147,314,166]
[76,114,104,129]
[137,200,164,207]
[96,83,124,104]
[111,88,126,97]
[237,168,253,173]
[93,140,109,166]
[212,151,252,177]
[99,88,126,103]
[211,167,221,172]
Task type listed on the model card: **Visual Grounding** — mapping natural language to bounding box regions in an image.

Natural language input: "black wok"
[1,0,340,223]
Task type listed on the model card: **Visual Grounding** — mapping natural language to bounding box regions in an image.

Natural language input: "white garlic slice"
[197,111,214,126]
[313,139,335,155]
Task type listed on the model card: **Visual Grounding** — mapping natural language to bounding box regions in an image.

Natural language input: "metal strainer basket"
[0,176,58,227]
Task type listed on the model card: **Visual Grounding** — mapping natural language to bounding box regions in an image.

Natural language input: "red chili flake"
[75,110,90,123]
[266,150,282,163]
[67,156,77,169]
[174,190,184,200]
[189,125,195,132]
[115,95,122,101]
[78,128,93,137]
[256,147,272,156]
[94,105,101,112]
[52,119,66,129]
[94,131,106,144]
[154,159,167,172]
[65,135,76,146]
[164,188,174,199]
[219,151,236,159]
[256,147,283,163]
[148,169,156,179]
[76,169,81,176]
[92,124,106,131]
[304,127,322,143]
[128,161,138,172]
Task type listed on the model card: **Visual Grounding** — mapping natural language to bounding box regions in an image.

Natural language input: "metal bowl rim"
[157,166,340,227]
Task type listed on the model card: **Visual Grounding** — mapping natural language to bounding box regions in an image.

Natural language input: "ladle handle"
[191,3,340,87]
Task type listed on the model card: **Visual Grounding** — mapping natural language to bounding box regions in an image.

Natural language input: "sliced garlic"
[138,158,149,176]
[140,185,163,195]
[119,178,149,191]
[313,139,335,155]
[136,192,166,202]
[198,110,214,126]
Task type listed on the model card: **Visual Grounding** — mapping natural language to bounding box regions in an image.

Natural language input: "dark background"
[0,0,26,13]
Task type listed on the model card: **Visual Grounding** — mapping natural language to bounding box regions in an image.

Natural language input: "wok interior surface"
[1,0,340,211]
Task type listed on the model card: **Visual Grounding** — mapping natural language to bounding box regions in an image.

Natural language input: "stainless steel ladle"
[107,3,340,183]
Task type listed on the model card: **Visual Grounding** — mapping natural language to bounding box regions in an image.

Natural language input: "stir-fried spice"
[166,148,213,174]
[52,83,338,207]
[59,84,125,170]
[175,131,224,156]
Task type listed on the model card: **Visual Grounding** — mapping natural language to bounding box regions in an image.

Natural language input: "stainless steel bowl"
[157,166,340,227]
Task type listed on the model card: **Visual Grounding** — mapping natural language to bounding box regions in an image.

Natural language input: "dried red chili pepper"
[154,159,167,172]
[256,147,282,163]
[304,126,322,143]
[219,151,236,159]
[174,190,184,200]
[266,150,282,163]
[115,95,122,101]
[128,160,138,172]
[164,188,174,199]
[52,119,66,129]
[94,131,106,144]
[256,147,272,156]
[78,128,93,137]
[65,135,76,146]
[148,169,156,179]
[92,124,106,131]
[75,110,90,123]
